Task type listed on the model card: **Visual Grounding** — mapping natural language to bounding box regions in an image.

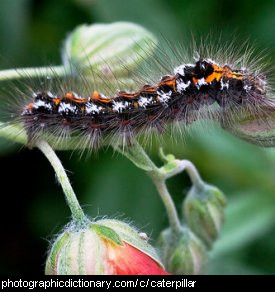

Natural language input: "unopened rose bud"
[183,183,226,249]
[46,219,169,275]
[62,22,157,89]
[158,227,207,275]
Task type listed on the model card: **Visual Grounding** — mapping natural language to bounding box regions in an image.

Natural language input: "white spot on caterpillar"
[196,78,207,89]
[58,102,77,114]
[33,100,52,111]
[173,64,194,76]
[157,90,172,105]
[112,101,129,113]
[21,108,31,115]
[86,103,102,114]
[205,58,219,66]
[174,65,185,76]
[47,91,54,98]
[243,84,252,92]
[220,79,229,90]
[176,80,191,93]
[138,96,152,108]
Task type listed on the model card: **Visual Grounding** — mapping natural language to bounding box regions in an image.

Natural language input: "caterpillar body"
[0,45,273,151]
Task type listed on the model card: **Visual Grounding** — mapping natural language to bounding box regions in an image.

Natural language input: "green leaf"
[115,143,156,172]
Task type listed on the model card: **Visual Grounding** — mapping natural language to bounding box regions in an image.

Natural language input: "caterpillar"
[0,40,273,151]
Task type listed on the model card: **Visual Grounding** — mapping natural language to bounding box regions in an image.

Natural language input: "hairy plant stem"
[148,172,182,235]
[36,140,86,224]
[0,66,66,81]
[116,142,203,235]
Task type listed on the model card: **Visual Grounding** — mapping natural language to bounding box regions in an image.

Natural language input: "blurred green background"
[0,0,275,275]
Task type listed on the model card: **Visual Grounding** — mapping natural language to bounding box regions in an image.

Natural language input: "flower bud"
[183,183,226,249]
[45,219,169,275]
[158,227,207,275]
[62,22,157,89]
[221,102,275,147]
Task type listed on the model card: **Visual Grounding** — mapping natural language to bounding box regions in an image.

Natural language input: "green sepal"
[91,224,123,246]
[45,231,70,275]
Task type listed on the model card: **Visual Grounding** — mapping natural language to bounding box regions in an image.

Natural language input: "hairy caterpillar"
[0,39,273,151]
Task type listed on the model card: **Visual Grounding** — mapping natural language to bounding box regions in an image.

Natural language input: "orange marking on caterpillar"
[53,98,61,106]
[26,103,33,111]
[64,92,86,103]
[141,85,158,92]
[210,65,243,81]
[192,65,245,85]
[91,91,112,103]
[159,76,176,90]
[64,92,75,99]
[118,91,139,99]
[192,77,198,84]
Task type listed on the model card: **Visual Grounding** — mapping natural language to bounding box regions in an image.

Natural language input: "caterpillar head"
[192,59,267,105]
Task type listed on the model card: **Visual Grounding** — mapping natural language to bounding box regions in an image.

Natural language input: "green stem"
[148,171,182,234]
[183,160,204,188]
[162,159,204,188]
[0,65,66,81]
[36,140,86,223]
[116,143,182,234]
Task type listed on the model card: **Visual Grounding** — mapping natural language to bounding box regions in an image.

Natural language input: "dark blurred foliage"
[0,0,275,275]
